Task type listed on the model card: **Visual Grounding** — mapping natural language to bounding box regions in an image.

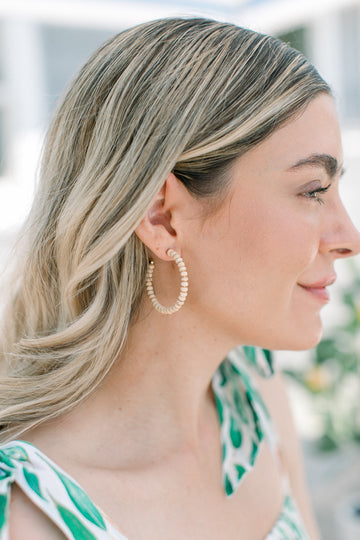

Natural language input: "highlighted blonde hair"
[0,18,330,441]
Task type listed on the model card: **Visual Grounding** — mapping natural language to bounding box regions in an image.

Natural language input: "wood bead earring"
[145,248,188,314]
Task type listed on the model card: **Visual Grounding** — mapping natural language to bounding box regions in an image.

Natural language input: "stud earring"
[145,248,188,314]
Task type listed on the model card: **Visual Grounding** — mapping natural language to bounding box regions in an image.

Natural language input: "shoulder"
[0,439,112,540]
[252,367,305,482]
[0,441,66,539]
[9,484,67,539]
[252,369,296,451]
[253,368,322,540]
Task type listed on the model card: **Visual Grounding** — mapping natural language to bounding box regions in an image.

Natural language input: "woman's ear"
[135,172,182,260]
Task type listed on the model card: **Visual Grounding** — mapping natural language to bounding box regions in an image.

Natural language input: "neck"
[30,303,237,470]
[104,306,234,449]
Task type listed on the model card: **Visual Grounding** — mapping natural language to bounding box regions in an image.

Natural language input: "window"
[340,6,360,121]
[0,23,6,176]
[0,109,5,176]
[41,25,115,118]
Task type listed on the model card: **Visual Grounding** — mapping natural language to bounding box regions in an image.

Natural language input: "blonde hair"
[0,18,330,441]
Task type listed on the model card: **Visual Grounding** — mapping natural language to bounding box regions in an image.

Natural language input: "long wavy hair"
[0,17,330,442]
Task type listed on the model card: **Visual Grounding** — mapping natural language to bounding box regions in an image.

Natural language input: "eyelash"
[301,184,332,205]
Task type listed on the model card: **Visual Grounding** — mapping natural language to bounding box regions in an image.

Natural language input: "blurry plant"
[284,259,360,452]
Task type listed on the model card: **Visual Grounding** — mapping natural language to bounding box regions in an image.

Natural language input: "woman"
[0,17,358,539]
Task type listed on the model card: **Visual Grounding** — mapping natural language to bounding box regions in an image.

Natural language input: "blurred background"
[0,0,360,538]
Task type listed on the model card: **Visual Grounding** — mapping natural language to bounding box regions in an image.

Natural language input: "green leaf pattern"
[0,441,127,539]
[0,346,310,539]
[266,494,311,540]
[56,504,98,540]
[23,467,45,500]
[0,493,9,533]
[54,470,106,530]
[212,347,278,497]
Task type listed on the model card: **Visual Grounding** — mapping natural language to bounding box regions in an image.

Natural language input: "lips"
[298,275,337,303]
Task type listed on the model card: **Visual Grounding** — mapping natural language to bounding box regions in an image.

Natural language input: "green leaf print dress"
[0,347,311,539]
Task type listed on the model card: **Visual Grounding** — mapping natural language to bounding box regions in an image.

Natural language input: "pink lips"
[298,275,337,303]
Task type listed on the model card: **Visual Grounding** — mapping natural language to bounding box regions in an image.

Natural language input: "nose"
[321,197,360,259]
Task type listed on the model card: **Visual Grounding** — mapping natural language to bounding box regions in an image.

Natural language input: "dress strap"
[0,440,128,540]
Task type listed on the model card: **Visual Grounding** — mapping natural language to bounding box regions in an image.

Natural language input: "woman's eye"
[301,184,331,204]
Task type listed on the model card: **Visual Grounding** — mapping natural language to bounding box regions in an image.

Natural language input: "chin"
[257,316,324,351]
[279,325,324,351]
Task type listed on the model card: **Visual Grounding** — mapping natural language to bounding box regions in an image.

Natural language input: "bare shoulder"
[252,368,297,454]
[253,368,322,540]
[9,484,66,540]
[252,370,303,482]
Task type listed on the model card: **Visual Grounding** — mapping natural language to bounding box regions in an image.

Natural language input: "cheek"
[189,198,320,315]
[229,208,323,347]
[186,200,323,349]
[232,203,318,288]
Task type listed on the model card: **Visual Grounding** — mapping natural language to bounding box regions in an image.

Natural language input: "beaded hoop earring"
[145,248,189,315]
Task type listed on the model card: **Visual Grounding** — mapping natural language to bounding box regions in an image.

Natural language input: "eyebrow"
[287,153,345,178]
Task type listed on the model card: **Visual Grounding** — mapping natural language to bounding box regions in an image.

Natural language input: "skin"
[12,94,360,539]
[141,94,358,354]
